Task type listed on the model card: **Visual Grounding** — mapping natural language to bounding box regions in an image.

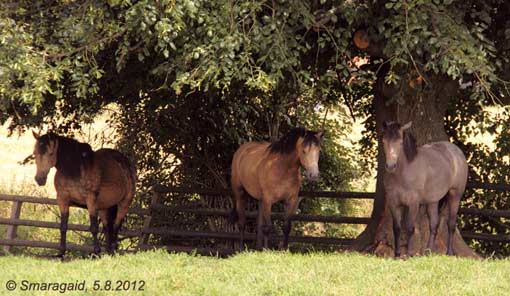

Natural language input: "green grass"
[0,250,509,296]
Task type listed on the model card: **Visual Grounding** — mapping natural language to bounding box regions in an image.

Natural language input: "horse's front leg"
[57,197,70,258]
[446,189,461,256]
[86,194,101,255]
[406,202,419,257]
[390,205,403,258]
[282,196,300,250]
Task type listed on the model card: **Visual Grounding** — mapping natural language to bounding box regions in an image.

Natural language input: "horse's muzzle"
[306,171,320,182]
[385,163,398,173]
[35,175,47,186]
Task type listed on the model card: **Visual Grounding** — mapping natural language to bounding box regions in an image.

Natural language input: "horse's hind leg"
[256,200,263,250]
[255,199,272,250]
[231,186,247,249]
[112,199,131,251]
[446,190,461,255]
[425,202,439,252]
[282,197,300,250]
[86,195,101,255]
[99,209,115,254]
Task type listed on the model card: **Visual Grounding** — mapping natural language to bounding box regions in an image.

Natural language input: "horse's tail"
[126,160,137,198]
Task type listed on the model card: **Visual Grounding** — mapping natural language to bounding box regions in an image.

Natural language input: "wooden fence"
[136,186,375,253]
[139,183,510,253]
[0,182,509,255]
[0,194,145,254]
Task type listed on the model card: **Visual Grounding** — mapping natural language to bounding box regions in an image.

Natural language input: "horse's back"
[94,148,136,208]
[231,141,270,199]
[422,141,468,189]
[423,142,467,168]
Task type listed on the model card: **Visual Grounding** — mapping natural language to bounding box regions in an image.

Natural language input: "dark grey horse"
[381,121,468,257]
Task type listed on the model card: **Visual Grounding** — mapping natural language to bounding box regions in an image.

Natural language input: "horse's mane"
[383,122,417,162]
[268,128,320,154]
[37,133,94,178]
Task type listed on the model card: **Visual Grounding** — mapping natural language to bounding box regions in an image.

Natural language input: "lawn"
[0,250,508,296]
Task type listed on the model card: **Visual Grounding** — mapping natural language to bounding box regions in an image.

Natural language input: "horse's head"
[32,131,59,186]
[381,121,412,173]
[298,131,324,182]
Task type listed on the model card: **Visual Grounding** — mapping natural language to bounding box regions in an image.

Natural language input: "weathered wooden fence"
[138,183,510,253]
[0,181,509,255]
[0,194,145,254]
[137,186,375,253]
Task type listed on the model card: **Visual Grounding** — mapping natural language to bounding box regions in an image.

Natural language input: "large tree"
[345,0,508,257]
[0,0,508,255]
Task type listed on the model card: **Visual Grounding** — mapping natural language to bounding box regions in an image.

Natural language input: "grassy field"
[0,250,509,296]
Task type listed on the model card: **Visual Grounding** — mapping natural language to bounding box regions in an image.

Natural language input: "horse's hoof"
[89,253,101,259]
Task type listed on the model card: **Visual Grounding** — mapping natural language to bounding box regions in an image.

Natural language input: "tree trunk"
[350,62,478,257]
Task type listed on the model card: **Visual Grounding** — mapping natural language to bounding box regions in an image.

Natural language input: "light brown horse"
[230,128,323,250]
[32,131,136,257]
[381,121,468,257]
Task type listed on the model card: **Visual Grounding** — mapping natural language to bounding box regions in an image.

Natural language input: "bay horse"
[32,131,136,257]
[381,121,468,257]
[230,128,323,250]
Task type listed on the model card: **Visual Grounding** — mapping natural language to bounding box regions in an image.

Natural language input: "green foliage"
[446,96,510,257]
[371,0,503,103]
[1,0,509,255]
[0,0,506,136]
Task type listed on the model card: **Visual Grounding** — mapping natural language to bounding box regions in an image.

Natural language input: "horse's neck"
[396,150,413,174]
[275,150,300,172]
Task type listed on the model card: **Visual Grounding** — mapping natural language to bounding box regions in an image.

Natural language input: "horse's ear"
[32,130,40,139]
[315,131,325,141]
[401,121,412,131]
[47,130,56,140]
[381,121,388,132]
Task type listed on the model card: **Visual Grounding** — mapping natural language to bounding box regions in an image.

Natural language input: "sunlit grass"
[0,250,509,296]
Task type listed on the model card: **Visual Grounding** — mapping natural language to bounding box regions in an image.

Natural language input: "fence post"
[4,201,22,253]
[137,190,160,250]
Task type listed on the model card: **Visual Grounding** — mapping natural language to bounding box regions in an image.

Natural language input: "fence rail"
[0,193,145,253]
[0,181,509,255]
[143,184,510,249]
